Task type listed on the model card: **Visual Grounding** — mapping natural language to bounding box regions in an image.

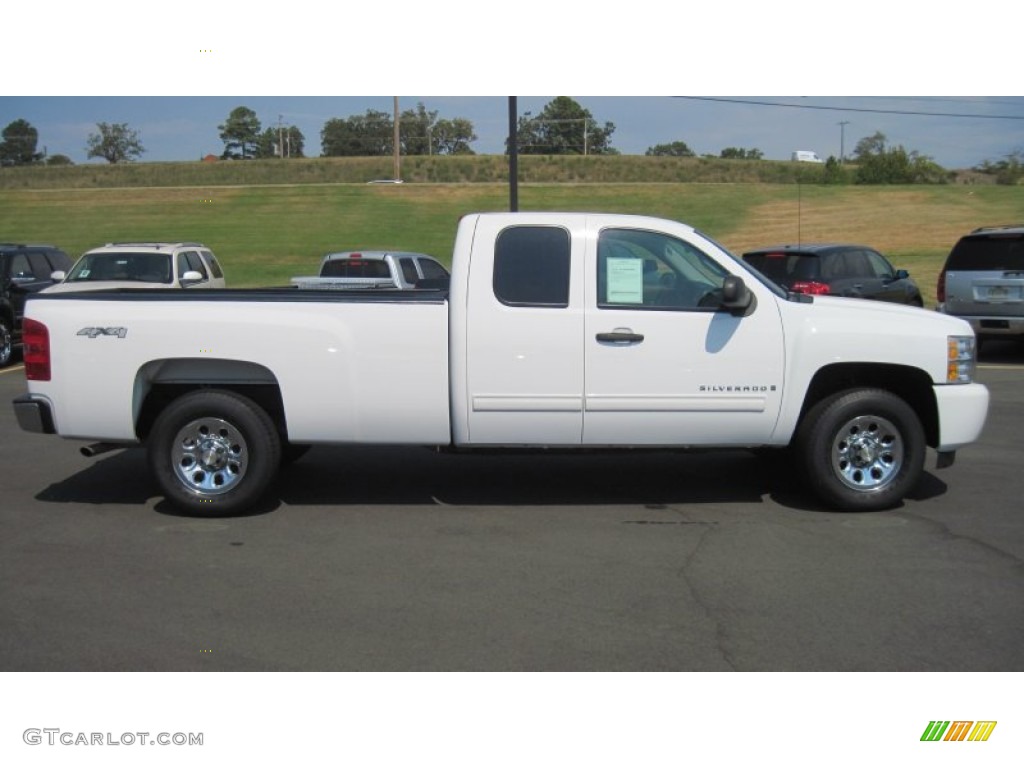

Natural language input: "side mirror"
[50,270,66,282]
[721,275,755,315]
[179,270,204,286]
[894,269,910,280]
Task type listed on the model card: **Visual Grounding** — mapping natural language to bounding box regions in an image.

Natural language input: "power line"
[675,96,1024,120]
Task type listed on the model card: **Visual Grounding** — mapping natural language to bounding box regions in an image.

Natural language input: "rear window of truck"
[321,259,392,278]
[947,234,1024,271]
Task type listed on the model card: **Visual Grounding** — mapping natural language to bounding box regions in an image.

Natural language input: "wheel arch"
[797,363,939,448]
[133,358,287,441]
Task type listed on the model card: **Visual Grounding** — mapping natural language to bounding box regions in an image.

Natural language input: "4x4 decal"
[77,327,128,339]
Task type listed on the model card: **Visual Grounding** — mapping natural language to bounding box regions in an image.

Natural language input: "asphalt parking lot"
[1,343,1022,671]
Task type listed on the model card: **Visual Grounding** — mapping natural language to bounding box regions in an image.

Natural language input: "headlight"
[947,335,976,383]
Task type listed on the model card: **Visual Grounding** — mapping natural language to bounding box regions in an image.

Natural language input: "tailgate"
[945,269,1024,317]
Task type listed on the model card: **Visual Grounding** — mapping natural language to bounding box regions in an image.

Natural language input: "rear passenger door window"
[9,254,34,281]
[399,257,419,285]
[202,250,224,279]
[27,252,56,281]
[493,226,571,307]
[44,250,72,274]
[418,258,448,280]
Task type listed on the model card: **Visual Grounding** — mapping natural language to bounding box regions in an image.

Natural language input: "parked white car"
[45,242,226,292]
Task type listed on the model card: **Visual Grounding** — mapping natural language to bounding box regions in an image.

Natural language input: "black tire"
[147,389,281,516]
[796,388,925,512]
[0,318,13,368]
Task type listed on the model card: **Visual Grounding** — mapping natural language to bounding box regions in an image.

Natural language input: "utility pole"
[508,97,518,212]
[393,96,401,181]
[838,120,850,163]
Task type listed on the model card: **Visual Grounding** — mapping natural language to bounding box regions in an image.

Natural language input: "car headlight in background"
[947,335,976,384]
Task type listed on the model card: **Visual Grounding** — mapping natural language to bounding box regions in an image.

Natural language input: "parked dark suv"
[937,225,1024,344]
[1,243,72,367]
[743,243,923,306]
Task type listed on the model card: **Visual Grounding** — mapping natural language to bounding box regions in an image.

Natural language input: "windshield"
[67,252,172,284]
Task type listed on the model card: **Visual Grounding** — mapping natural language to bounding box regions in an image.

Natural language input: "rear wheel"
[796,388,925,511]
[148,390,281,515]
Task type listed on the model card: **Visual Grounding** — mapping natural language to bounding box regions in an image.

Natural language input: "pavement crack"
[673,522,738,671]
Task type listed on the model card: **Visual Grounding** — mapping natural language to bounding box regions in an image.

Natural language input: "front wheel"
[796,388,925,512]
[148,390,281,516]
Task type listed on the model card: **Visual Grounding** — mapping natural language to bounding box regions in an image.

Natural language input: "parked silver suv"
[937,225,1024,344]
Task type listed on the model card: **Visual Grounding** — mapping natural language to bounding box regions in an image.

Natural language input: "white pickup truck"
[290,250,450,290]
[13,212,989,515]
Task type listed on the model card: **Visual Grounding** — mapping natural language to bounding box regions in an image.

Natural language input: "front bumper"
[933,382,989,452]
[13,394,56,434]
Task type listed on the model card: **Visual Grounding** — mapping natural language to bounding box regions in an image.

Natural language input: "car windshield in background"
[67,253,172,283]
[320,259,392,279]
[946,234,1024,271]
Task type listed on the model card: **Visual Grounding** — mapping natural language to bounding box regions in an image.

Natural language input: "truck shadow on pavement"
[34,443,948,516]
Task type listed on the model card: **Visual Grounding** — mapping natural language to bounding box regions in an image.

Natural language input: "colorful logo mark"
[921,721,997,742]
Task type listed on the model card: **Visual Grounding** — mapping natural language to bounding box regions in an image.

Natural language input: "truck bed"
[24,287,452,445]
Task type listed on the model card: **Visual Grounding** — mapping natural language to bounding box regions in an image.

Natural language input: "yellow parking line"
[0,365,25,375]
[978,364,1024,371]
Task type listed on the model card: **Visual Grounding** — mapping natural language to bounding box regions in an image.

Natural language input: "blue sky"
[2,95,1021,169]
[4,3,1021,170]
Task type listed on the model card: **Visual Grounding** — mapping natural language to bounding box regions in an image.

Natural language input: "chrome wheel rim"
[831,414,903,492]
[171,417,248,495]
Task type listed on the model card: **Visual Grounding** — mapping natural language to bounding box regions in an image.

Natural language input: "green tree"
[645,141,695,157]
[432,117,477,155]
[218,106,261,160]
[45,154,74,166]
[719,147,763,160]
[853,131,946,184]
[853,131,887,160]
[257,125,305,158]
[321,110,393,156]
[85,122,145,164]
[974,150,1024,185]
[0,119,43,166]
[513,97,615,155]
[400,102,438,155]
[821,155,846,184]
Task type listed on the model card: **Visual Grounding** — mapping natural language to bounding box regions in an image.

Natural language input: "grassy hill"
[0,154,869,189]
[1,156,1018,307]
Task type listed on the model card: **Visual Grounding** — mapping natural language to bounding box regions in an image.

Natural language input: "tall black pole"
[508,96,519,212]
